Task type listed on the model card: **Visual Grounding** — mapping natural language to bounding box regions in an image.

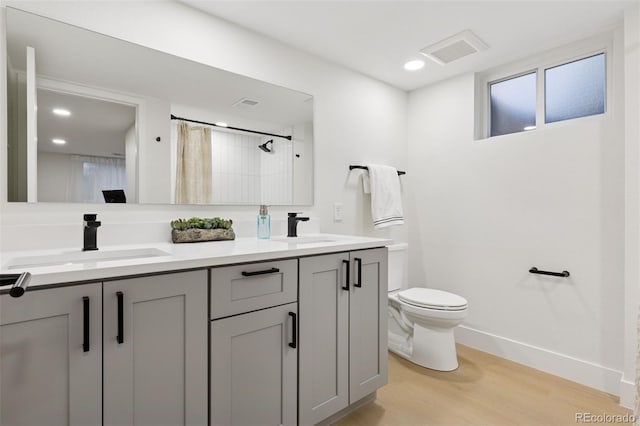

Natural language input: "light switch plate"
[333,203,343,222]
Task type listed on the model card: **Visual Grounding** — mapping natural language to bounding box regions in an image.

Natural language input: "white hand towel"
[366,164,404,229]
[361,173,371,194]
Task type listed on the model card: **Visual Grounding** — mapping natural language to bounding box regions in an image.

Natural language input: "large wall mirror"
[5,7,314,205]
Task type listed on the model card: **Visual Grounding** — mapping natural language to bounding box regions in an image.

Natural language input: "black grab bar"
[529,267,570,278]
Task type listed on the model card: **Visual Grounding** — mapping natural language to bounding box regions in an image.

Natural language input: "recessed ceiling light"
[51,138,66,145]
[404,60,425,71]
[52,108,71,116]
[215,122,228,127]
[523,126,537,131]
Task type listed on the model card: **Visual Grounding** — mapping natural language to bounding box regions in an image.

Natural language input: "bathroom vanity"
[0,235,389,426]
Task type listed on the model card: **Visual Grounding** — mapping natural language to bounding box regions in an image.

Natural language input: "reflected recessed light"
[523,125,537,131]
[215,122,228,127]
[404,60,425,71]
[53,108,71,116]
[51,138,66,145]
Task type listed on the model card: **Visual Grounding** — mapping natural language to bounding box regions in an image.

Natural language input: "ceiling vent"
[232,97,260,110]
[420,30,488,66]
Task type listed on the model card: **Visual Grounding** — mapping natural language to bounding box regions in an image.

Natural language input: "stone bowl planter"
[171,228,235,243]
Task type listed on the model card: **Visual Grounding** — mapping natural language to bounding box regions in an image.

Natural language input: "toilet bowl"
[387,244,468,371]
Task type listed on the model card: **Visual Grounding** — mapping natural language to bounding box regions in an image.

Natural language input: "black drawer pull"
[83,296,90,352]
[116,291,124,344]
[354,258,362,288]
[342,259,350,291]
[241,268,280,277]
[288,312,297,349]
[529,267,570,278]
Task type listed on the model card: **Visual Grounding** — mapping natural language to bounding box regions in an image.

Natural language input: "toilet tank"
[387,243,408,292]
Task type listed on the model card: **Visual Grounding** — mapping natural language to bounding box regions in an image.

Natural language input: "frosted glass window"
[490,72,536,137]
[545,53,605,123]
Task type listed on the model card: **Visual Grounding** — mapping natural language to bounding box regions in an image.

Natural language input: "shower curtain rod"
[170,114,293,140]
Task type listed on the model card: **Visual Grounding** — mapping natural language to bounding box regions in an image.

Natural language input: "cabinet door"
[103,270,207,426]
[349,248,388,402]
[211,302,297,426]
[299,253,350,425]
[0,283,102,426]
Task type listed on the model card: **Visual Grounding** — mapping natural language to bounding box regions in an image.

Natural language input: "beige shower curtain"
[175,121,212,204]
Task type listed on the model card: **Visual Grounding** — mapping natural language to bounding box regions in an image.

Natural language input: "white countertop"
[0,234,391,288]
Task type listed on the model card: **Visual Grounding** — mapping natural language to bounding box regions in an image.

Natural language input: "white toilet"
[387,243,468,371]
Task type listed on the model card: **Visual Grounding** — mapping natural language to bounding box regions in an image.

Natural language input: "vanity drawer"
[210,259,297,319]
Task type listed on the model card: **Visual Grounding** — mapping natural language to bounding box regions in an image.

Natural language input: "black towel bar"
[349,165,406,175]
[0,272,32,297]
[529,267,570,278]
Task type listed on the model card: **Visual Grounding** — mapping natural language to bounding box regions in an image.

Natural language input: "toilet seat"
[398,288,468,311]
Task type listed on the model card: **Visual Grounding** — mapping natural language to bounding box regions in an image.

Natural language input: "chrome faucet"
[287,212,309,237]
[83,214,101,251]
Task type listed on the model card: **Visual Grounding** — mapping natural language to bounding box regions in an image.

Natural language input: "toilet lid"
[398,288,468,311]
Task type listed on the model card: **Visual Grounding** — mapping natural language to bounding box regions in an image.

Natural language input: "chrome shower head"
[258,140,273,153]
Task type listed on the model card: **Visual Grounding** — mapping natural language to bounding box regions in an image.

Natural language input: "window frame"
[487,69,538,138]
[475,33,612,140]
[543,52,606,124]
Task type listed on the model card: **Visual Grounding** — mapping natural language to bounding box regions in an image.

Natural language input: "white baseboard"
[456,325,627,404]
[618,378,635,409]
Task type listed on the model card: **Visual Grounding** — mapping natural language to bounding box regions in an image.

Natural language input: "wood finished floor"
[334,345,632,426]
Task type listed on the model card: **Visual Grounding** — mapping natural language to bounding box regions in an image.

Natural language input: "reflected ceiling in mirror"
[6,7,314,206]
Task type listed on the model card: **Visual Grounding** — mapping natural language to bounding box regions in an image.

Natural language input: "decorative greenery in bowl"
[171,217,235,243]
[171,217,233,231]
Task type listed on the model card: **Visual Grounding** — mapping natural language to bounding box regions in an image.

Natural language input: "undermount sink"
[6,247,170,269]
[271,236,337,245]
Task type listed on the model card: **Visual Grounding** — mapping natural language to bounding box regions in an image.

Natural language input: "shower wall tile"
[211,130,261,204]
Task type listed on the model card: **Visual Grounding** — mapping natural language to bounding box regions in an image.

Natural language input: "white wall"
[0,1,408,251]
[623,3,640,411]
[407,29,627,398]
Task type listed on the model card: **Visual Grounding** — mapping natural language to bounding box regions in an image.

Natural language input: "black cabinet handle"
[529,267,570,278]
[83,296,90,352]
[0,272,31,298]
[241,268,280,277]
[10,272,31,298]
[288,312,297,349]
[354,258,362,288]
[342,259,350,291]
[116,291,124,344]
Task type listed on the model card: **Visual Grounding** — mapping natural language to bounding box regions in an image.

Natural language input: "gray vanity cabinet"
[209,260,298,426]
[299,248,388,425]
[0,283,103,426]
[103,270,208,426]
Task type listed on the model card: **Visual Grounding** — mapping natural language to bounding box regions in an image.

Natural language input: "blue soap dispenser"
[257,205,271,239]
